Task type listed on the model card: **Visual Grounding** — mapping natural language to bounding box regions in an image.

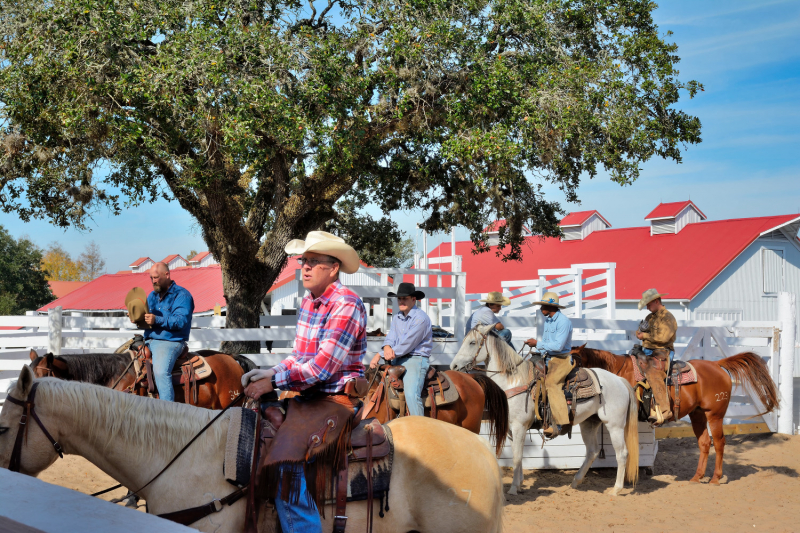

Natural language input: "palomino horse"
[362,367,510,455]
[29,349,255,409]
[0,367,505,533]
[571,345,780,485]
[451,326,639,496]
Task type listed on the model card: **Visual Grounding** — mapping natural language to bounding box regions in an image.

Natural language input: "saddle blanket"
[224,408,259,487]
[569,368,602,401]
[630,356,697,385]
[388,377,459,410]
[343,425,394,504]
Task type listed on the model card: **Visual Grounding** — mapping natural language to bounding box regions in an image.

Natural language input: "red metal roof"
[39,265,226,313]
[190,251,211,262]
[48,281,89,299]
[427,214,800,301]
[483,219,531,234]
[129,257,151,267]
[560,210,612,228]
[645,200,707,220]
[161,254,187,265]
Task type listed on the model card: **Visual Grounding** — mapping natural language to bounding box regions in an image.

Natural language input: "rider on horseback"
[241,231,367,533]
[635,288,677,424]
[466,291,515,348]
[369,282,432,416]
[527,292,573,437]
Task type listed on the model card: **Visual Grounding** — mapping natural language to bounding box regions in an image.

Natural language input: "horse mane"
[46,352,131,385]
[484,329,526,375]
[35,378,226,461]
[575,346,620,372]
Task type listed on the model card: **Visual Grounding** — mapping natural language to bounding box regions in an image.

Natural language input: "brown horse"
[361,367,509,455]
[571,345,779,484]
[29,348,254,409]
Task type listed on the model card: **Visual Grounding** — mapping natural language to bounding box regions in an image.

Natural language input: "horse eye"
[470,341,475,345]
[0,427,8,435]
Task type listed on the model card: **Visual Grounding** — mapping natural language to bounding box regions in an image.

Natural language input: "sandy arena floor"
[37,433,800,533]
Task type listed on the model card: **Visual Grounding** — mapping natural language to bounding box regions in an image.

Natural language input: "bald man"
[141,262,195,402]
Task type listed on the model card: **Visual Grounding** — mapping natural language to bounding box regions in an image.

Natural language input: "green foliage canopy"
[0,227,53,314]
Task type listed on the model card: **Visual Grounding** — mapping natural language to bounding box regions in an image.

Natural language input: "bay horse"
[571,344,780,484]
[29,348,255,410]
[0,367,505,533]
[451,325,640,496]
[362,365,510,455]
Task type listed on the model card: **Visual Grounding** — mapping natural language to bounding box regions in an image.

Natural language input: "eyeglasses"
[297,257,337,268]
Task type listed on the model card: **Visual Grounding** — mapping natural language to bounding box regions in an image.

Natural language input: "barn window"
[762,248,784,295]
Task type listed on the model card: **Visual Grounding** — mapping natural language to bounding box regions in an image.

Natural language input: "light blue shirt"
[465,306,500,335]
[382,306,433,358]
[538,311,573,355]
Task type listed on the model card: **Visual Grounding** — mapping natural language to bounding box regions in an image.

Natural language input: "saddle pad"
[571,368,602,400]
[325,424,393,505]
[173,355,213,382]
[223,408,258,487]
[668,361,698,385]
[630,355,645,382]
[423,378,459,408]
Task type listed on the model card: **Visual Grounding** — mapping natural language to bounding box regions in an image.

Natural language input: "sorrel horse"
[0,367,505,533]
[29,348,255,410]
[571,345,780,484]
[451,326,639,496]
[362,366,510,455]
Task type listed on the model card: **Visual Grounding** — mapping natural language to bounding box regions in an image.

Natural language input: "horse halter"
[462,330,491,372]
[32,357,67,379]
[4,382,64,472]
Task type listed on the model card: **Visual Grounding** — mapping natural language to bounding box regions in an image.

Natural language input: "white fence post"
[48,306,63,355]
[607,263,616,319]
[454,272,466,346]
[573,267,583,319]
[778,292,796,435]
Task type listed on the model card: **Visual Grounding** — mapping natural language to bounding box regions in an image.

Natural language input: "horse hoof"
[709,478,721,485]
[507,488,518,496]
[689,476,702,483]
[610,488,621,497]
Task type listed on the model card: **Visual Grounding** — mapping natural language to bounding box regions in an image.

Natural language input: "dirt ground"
[38,433,800,533]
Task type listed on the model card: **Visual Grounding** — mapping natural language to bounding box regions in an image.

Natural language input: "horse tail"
[230,354,258,375]
[717,351,780,414]
[624,382,639,487]
[472,373,509,456]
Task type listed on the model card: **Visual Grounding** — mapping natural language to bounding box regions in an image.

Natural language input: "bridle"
[4,382,64,472]
[32,357,68,379]
[461,329,492,373]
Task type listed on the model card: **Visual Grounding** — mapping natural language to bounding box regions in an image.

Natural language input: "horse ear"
[15,365,35,396]
[29,349,38,361]
[580,343,587,352]
[46,353,54,366]
[479,324,494,335]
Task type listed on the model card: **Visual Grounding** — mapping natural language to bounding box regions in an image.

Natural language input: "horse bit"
[4,382,64,472]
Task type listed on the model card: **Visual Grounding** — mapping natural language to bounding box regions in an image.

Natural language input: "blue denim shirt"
[144,282,194,342]
[538,311,573,355]
[382,306,432,358]
[465,306,500,335]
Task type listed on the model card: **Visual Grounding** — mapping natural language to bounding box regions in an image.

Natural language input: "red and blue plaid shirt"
[271,280,366,393]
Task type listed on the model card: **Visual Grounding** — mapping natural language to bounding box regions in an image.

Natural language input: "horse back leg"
[688,409,711,482]
[507,420,527,495]
[572,417,601,490]
[708,416,726,484]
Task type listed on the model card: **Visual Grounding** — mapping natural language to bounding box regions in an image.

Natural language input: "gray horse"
[451,325,639,496]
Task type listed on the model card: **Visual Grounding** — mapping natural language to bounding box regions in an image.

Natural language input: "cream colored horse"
[1,366,504,533]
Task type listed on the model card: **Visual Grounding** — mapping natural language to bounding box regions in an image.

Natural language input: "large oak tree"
[0,0,701,352]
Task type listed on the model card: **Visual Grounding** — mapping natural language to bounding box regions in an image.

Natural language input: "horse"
[570,344,780,485]
[362,366,510,455]
[29,348,256,410]
[0,366,505,533]
[450,325,639,496]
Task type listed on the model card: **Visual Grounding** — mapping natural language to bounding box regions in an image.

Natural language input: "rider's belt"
[547,351,571,359]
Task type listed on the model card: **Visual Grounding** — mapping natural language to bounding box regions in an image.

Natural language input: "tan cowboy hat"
[532,291,567,309]
[479,291,511,306]
[125,287,150,329]
[285,231,360,274]
[638,288,668,310]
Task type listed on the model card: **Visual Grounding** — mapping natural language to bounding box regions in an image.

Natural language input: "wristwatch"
[270,374,278,390]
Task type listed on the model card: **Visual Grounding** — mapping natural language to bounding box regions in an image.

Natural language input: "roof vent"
[645,201,706,235]
[559,211,611,241]
[483,219,531,247]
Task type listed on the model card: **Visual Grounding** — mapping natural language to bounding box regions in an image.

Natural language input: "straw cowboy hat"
[480,291,511,307]
[638,288,668,310]
[285,230,360,274]
[125,287,150,329]
[532,291,567,309]
[387,282,425,300]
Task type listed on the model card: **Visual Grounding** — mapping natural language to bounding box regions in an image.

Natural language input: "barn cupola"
[559,210,611,241]
[645,201,707,235]
[484,219,531,246]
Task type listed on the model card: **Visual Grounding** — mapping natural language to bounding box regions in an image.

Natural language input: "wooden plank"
[655,423,771,439]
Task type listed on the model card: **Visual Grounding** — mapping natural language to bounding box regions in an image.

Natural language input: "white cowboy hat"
[285,231,360,274]
[532,291,567,309]
[638,288,668,310]
[479,291,511,306]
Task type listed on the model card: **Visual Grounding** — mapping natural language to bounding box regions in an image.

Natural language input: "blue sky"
[2,0,799,272]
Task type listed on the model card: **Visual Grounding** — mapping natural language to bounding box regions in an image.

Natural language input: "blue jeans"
[643,348,675,368]
[146,339,185,402]
[275,403,360,533]
[391,354,430,417]
[496,328,515,350]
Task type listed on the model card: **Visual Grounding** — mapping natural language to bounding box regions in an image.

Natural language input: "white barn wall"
[581,213,609,239]
[675,206,703,233]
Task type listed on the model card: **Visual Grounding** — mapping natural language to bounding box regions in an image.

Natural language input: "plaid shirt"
[271,280,366,393]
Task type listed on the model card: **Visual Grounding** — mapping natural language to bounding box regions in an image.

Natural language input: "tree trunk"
[218,259,276,354]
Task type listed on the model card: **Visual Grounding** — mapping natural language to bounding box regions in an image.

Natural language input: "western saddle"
[369,365,457,419]
[128,337,213,405]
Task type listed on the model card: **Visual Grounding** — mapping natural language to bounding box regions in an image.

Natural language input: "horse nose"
[449,362,457,370]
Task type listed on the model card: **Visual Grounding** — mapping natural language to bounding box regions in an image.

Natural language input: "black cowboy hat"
[387,282,425,300]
